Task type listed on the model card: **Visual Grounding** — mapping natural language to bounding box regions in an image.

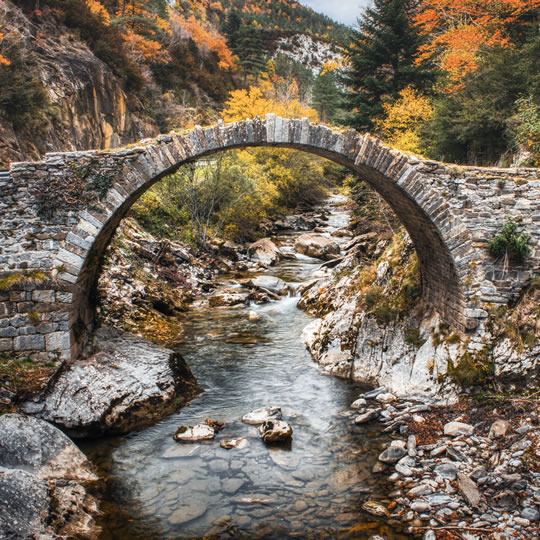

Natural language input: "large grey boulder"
[247,238,282,266]
[23,327,199,437]
[250,275,289,295]
[0,414,100,539]
[294,233,340,260]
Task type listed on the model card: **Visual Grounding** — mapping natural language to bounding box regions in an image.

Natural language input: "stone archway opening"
[66,122,465,361]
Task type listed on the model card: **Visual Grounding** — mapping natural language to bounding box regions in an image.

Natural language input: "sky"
[299,0,370,26]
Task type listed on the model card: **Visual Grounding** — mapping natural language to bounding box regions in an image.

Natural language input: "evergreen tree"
[235,22,267,81]
[312,70,342,124]
[342,0,434,131]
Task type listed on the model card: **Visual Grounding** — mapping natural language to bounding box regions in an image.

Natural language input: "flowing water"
[82,198,410,539]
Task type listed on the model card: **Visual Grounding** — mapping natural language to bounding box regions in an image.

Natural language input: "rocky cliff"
[0,0,158,166]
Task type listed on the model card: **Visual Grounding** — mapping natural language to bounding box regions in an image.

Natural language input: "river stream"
[81,197,409,539]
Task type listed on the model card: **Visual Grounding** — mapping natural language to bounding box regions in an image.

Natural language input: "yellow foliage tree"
[222,86,318,122]
[375,87,433,155]
[87,0,110,25]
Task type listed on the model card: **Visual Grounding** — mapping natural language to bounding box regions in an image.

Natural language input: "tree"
[342,0,434,131]
[415,0,539,90]
[312,67,342,124]
[375,86,433,154]
[234,21,266,80]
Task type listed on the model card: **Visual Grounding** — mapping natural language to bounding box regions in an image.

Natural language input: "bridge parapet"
[0,117,538,361]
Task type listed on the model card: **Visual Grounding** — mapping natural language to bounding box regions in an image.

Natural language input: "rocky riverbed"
[347,387,540,539]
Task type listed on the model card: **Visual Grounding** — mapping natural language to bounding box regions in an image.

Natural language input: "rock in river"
[259,419,293,444]
[0,414,100,539]
[22,326,199,437]
[248,238,282,266]
[378,446,407,464]
[250,275,289,295]
[174,423,215,442]
[242,406,282,425]
[294,233,340,260]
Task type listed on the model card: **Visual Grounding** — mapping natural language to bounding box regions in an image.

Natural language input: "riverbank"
[345,387,540,539]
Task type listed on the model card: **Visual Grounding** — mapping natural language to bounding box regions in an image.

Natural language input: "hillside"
[0,0,346,166]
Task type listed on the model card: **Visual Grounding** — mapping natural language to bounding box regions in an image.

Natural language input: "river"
[81,197,410,539]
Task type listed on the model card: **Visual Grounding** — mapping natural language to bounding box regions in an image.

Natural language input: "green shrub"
[488,217,530,263]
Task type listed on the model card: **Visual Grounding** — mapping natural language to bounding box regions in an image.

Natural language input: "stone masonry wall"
[0,117,538,361]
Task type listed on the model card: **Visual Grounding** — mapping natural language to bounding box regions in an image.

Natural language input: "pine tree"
[342,0,434,131]
[312,70,341,124]
[235,22,266,81]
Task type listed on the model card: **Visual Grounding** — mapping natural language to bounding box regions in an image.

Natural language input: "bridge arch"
[2,116,538,361]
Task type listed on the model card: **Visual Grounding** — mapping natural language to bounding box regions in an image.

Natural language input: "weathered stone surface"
[242,406,282,425]
[457,472,485,509]
[258,419,293,444]
[379,446,407,464]
[444,421,474,437]
[23,327,199,437]
[174,423,215,442]
[247,238,282,266]
[0,414,97,483]
[294,233,340,260]
[250,275,289,295]
[0,415,100,539]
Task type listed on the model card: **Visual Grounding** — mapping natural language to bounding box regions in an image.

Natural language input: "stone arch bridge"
[0,116,539,361]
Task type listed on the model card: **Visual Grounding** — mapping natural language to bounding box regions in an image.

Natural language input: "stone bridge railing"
[0,116,538,361]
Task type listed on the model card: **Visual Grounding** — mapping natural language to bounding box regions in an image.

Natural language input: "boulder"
[247,238,282,266]
[22,327,199,437]
[0,414,100,539]
[209,288,249,307]
[294,233,340,260]
[259,420,293,444]
[242,406,282,425]
[174,423,215,442]
[354,409,381,424]
[443,421,474,437]
[250,275,289,295]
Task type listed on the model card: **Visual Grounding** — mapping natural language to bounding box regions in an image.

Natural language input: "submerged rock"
[248,238,282,266]
[22,327,199,437]
[259,419,293,444]
[220,437,248,449]
[0,414,100,539]
[242,406,282,425]
[174,424,215,442]
[294,233,340,260]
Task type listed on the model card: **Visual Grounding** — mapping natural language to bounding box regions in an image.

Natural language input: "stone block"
[0,327,17,338]
[0,338,13,351]
[46,331,71,351]
[32,290,55,303]
[14,334,45,351]
[55,292,73,304]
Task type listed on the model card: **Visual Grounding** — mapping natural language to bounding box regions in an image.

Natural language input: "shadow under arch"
[64,117,469,358]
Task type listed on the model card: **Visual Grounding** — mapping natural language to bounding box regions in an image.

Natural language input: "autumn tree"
[342,0,434,131]
[414,0,540,89]
[375,86,433,154]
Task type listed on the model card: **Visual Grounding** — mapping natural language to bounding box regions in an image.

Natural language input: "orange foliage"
[177,15,236,70]
[122,29,169,63]
[415,0,539,88]
[0,25,10,66]
[86,0,110,25]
